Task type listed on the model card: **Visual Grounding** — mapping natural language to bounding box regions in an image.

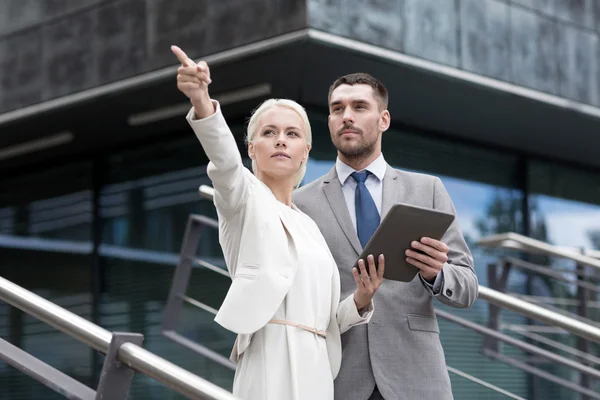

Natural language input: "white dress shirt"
[336,154,386,233]
[335,154,443,292]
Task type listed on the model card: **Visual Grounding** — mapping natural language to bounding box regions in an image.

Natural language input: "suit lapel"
[381,165,400,219]
[322,167,363,255]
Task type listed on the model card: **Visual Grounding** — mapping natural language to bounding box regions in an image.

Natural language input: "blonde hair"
[246,99,312,188]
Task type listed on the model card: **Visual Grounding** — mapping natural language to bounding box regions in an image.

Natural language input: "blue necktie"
[351,171,380,248]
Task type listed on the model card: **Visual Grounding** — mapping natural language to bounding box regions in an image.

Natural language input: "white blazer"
[186,101,372,378]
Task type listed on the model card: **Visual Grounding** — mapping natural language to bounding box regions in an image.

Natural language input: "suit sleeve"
[422,177,479,308]
[186,101,249,219]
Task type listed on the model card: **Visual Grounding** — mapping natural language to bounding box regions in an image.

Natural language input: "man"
[293,73,479,400]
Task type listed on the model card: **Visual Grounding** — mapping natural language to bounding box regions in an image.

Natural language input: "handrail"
[0,277,112,353]
[506,294,599,327]
[586,248,600,259]
[199,185,215,200]
[478,232,600,271]
[500,256,600,293]
[0,276,239,400]
[478,286,600,343]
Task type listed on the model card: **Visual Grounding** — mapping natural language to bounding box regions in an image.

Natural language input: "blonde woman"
[172,45,385,400]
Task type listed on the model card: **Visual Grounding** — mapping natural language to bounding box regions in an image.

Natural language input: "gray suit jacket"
[293,164,479,400]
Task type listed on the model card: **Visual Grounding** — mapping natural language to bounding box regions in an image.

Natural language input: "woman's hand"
[171,45,214,118]
[352,254,385,311]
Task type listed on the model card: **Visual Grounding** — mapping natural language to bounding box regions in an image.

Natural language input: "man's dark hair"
[328,73,389,110]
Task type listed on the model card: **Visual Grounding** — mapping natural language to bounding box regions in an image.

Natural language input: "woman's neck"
[259,174,295,206]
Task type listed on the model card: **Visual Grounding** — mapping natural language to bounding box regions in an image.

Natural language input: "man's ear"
[379,110,391,132]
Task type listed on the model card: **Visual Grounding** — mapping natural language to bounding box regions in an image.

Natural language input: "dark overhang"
[1,29,599,172]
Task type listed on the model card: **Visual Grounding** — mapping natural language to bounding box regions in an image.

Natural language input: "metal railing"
[478,232,600,271]
[478,231,600,397]
[477,285,600,343]
[161,184,600,399]
[436,309,600,399]
[0,276,239,400]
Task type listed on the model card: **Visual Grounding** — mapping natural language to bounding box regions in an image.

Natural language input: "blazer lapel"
[256,178,298,246]
[381,165,400,220]
[322,167,363,255]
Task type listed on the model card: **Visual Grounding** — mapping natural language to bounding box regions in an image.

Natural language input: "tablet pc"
[353,203,455,282]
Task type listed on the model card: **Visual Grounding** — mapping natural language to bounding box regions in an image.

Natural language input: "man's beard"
[338,139,377,161]
[335,123,378,162]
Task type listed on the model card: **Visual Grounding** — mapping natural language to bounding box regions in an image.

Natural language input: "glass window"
[529,160,600,250]
[526,160,600,398]
[0,162,94,399]
[527,160,600,304]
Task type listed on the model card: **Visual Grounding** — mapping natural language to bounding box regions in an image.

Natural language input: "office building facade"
[0,1,599,398]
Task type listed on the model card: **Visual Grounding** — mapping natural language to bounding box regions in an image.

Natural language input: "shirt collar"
[336,153,386,185]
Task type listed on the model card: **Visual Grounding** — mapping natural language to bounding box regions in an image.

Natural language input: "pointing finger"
[171,45,194,67]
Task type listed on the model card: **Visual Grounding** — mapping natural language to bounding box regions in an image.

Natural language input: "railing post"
[484,260,511,353]
[576,249,591,400]
[162,215,205,333]
[95,332,144,400]
[0,276,239,399]
[161,213,235,370]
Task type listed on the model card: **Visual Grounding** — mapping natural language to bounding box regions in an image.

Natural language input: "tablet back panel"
[354,203,455,282]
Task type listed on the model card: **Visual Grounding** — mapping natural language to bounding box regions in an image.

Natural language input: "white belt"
[268,319,327,338]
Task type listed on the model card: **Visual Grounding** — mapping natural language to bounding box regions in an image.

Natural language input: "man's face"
[328,84,387,160]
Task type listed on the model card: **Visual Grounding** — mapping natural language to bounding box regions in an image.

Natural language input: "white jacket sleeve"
[186,100,250,219]
[336,294,374,334]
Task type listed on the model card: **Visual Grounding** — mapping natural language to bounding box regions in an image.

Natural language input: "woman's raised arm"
[173,45,249,218]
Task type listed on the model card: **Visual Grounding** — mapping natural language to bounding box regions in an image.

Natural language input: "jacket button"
[446,289,453,297]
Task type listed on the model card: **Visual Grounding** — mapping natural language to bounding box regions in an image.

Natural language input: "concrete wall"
[309,0,600,106]
[0,0,306,114]
[1,0,599,114]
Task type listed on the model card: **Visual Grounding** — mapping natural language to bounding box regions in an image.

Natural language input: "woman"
[172,45,385,400]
